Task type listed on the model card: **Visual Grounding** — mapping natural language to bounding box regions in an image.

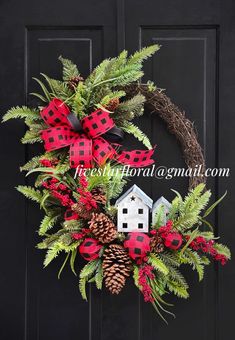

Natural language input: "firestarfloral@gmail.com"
[74,164,230,180]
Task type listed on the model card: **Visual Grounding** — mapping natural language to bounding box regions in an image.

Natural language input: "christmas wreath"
[3,45,231,323]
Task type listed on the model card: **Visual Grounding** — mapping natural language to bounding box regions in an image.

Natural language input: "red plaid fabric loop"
[70,137,93,168]
[92,137,116,165]
[40,126,76,151]
[117,148,155,167]
[82,109,115,139]
[40,98,70,127]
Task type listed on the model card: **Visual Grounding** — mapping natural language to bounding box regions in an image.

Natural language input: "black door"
[0,1,234,339]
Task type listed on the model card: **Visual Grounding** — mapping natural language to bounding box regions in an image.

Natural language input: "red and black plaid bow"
[40,98,155,168]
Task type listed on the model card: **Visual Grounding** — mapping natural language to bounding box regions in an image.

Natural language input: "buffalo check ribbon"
[40,98,155,168]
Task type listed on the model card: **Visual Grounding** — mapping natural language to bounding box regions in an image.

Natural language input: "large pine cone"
[67,76,84,90]
[150,235,164,253]
[71,202,94,220]
[91,187,107,205]
[88,212,117,243]
[103,244,132,294]
[104,97,120,111]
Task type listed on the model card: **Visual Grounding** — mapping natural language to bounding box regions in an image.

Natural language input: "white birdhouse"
[152,196,171,226]
[115,184,153,233]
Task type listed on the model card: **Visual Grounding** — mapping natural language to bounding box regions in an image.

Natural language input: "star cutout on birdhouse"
[115,185,153,233]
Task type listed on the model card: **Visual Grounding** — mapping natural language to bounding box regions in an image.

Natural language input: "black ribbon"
[67,112,124,143]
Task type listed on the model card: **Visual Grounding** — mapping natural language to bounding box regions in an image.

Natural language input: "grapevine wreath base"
[2,45,230,322]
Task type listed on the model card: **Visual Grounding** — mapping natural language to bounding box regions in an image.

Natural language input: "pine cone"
[67,76,84,90]
[103,244,132,294]
[104,98,120,111]
[88,212,117,243]
[71,202,94,220]
[150,236,164,253]
[91,187,107,205]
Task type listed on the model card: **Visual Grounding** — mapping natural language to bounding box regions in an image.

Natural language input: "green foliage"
[128,44,160,65]
[79,277,88,300]
[167,266,189,289]
[86,163,127,203]
[171,184,211,231]
[95,260,103,290]
[59,56,80,81]
[39,215,60,236]
[17,185,43,203]
[20,156,41,172]
[58,252,70,279]
[21,129,42,144]
[181,248,204,281]
[70,249,77,276]
[121,121,152,149]
[71,81,87,117]
[148,253,169,275]
[166,280,189,299]
[159,252,181,268]
[133,265,141,288]
[40,73,73,101]
[203,191,227,218]
[213,243,231,259]
[80,259,99,279]
[43,241,79,267]
[79,259,100,300]
[152,204,166,228]
[85,45,159,107]
[105,167,127,201]
[113,94,145,124]
[44,243,63,267]
[2,106,40,122]
[99,90,126,107]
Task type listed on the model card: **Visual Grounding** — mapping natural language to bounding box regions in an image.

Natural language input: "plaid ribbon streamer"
[40,98,155,168]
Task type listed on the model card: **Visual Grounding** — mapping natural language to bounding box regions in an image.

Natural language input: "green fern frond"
[39,215,60,236]
[114,93,145,123]
[44,243,63,267]
[100,90,126,107]
[181,249,204,281]
[20,156,41,172]
[167,196,183,220]
[16,185,43,203]
[152,204,166,228]
[79,277,88,300]
[59,56,80,81]
[167,266,188,289]
[133,265,141,288]
[95,260,103,290]
[121,121,152,149]
[173,184,211,231]
[2,106,40,122]
[213,243,231,259]
[80,259,99,279]
[159,252,181,268]
[128,44,160,65]
[166,280,189,299]
[21,130,42,144]
[71,81,87,117]
[148,253,169,275]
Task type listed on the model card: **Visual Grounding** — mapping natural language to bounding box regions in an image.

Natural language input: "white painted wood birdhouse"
[115,184,153,233]
[152,196,171,226]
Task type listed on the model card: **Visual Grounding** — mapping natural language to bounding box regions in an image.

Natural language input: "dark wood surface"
[0,1,234,339]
